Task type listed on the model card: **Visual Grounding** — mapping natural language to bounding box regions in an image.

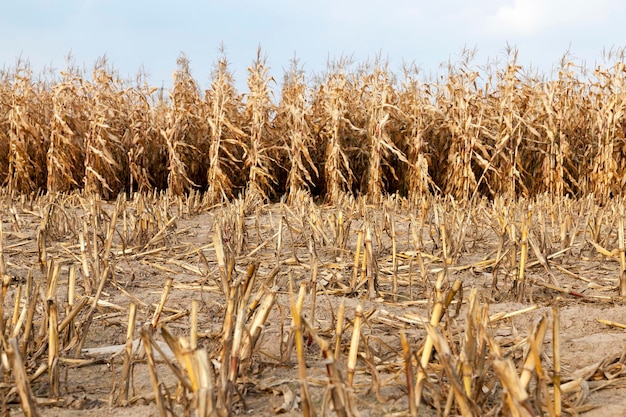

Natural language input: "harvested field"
[2,49,626,416]
[1,191,626,416]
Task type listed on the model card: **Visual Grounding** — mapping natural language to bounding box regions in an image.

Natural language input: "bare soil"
[3,196,626,416]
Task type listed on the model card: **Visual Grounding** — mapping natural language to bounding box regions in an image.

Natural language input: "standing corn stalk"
[163,54,205,195]
[83,59,128,198]
[398,66,436,203]
[126,76,161,194]
[360,61,407,203]
[438,52,483,201]
[242,48,277,200]
[314,60,355,204]
[276,58,318,201]
[206,50,244,204]
[0,69,10,185]
[484,48,528,198]
[47,67,86,193]
[587,58,626,201]
[538,58,581,197]
[6,60,48,194]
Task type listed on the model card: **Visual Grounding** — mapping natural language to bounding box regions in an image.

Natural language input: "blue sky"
[0,0,624,90]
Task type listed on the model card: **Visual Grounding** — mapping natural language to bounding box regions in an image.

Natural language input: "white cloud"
[485,0,619,36]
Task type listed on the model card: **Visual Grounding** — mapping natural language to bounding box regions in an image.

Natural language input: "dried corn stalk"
[84,59,128,198]
[205,50,244,204]
[242,48,277,200]
[276,58,318,201]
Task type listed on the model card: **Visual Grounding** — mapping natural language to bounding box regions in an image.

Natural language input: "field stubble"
[0,191,626,416]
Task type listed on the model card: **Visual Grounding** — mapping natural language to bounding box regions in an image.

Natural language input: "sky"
[0,0,624,91]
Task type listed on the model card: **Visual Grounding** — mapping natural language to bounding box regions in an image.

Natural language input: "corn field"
[1,48,626,417]
[1,48,626,203]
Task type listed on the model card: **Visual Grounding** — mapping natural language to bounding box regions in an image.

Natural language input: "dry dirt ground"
[2,194,626,416]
